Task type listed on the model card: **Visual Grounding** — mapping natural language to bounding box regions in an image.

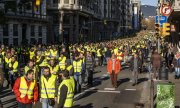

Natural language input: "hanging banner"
[156,83,175,108]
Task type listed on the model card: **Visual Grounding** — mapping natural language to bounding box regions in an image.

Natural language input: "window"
[13,38,18,46]
[31,25,35,37]
[30,38,36,44]
[38,38,42,44]
[38,26,42,37]
[3,38,9,45]
[13,24,18,36]
[3,24,9,36]
[64,0,69,4]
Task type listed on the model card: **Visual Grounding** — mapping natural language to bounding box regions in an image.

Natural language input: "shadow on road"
[137,78,148,84]
[74,91,97,101]
[73,103,93,108]
[117,78,130,86]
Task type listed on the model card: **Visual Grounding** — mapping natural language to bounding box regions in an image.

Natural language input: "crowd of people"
[0,30,180,108]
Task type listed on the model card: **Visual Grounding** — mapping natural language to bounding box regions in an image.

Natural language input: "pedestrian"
[130,53,141,86]
[57,70,75,108]
[73,54,83,93]
[8,56,19,88]
[107,54,121,88]
[13,69,38,108]
[40,66,57,108]
[151,49,161,80]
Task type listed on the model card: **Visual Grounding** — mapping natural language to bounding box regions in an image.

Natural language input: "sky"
[141,0,158,6]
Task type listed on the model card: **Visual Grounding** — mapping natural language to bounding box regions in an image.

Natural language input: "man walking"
[40,66,57,108]
[151,49,161,80]
[107,54,121,88]
[13,69,38,108]
[130,53,141,86]
[57,70,75,108]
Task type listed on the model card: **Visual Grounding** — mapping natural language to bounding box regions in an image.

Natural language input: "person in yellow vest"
[36,51,48,77]
[45,48,51,61]
[65,59,74,76]
[13,69,38,108]
[40,66,57,108]
[24,60,38,81]
[48,59,59,75]
[4,52,11,87]
[73,54,83,93]
[96,47,103,66]
[50,47,58,59]
[8,56,19,88]
[59,53,66,71]
[116,50,124,61]
[56,70,75,108]
[29,48,35,60]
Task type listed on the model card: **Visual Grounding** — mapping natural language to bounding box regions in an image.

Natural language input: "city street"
[0,63,150,108]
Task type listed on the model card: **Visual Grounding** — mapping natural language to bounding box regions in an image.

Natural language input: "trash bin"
[159,63,168,80]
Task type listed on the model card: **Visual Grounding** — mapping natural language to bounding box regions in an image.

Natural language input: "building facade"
[0,0,48,45]
[168,0,180,44]
[131,0,141,31]
[47,0,139,43]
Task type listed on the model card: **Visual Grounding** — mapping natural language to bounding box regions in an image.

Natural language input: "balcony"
[5,11,48,22]
[47,4,58,10]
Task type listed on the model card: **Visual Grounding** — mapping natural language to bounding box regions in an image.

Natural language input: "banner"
[156,83,175,108]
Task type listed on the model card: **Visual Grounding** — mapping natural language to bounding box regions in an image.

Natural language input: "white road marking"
[104,88,116,91]
[125,89,137,91]
[97,90,121,93]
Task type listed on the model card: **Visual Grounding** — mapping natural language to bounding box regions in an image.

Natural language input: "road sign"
[155,16,168,27]
[161,5,172,16]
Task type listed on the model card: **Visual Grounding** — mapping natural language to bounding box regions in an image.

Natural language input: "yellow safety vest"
[19,77,35,99]
[66,65,73,72]
[73,60,82,73]
[97,49,101,57]
[24,66,37,79]
[9,61,18,72]
[50,50,58,58]
[41,75,56,98]
[45,51,51,60]
[114,48,118,55]
[48,65,59,74]
[59,57,66,70]
[57,79,74,107]
[5,57,11,66]
[116,52,123,60]
[29,51,35,60]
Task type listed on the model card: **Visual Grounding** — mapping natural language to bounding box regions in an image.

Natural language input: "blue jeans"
[74,74,82,92]
[175,67,180,76]
[41,98,53,108]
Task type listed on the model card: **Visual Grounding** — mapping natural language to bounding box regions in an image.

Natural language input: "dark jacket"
[129,56,141,72]
[151,52,161,68]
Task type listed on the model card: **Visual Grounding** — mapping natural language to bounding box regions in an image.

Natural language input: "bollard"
[159,63,168,80]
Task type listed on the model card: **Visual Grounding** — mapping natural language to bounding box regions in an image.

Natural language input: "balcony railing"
[5,11,48,21]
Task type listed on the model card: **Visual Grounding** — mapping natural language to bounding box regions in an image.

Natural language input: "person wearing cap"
[56,70,75,108]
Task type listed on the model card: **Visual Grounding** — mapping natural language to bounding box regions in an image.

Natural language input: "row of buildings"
[0,0,142,45]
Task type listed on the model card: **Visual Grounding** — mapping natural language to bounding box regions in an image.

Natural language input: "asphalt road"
[0,64,150,108]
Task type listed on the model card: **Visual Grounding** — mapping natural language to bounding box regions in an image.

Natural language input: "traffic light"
[162,23,170,37]
[155,23,161,36]
[36,0,41,6]
[104,20,107,25]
